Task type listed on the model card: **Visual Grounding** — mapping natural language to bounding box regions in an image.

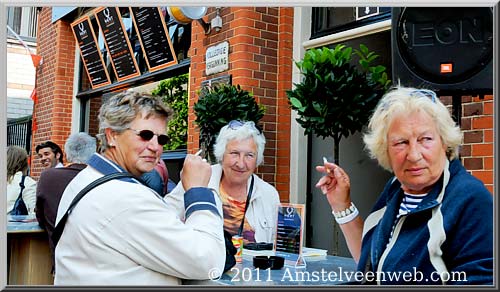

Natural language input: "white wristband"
[332,202,359,225]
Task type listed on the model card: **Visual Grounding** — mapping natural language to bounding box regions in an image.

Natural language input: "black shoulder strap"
[17,175,26,198]
[238,174,254,236]
[52,172,137,246]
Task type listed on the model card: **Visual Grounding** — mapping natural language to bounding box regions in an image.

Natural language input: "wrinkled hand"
[315,162,351,209]
[181,154,211,190]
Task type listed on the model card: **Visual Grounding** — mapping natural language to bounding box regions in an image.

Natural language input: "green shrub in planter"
[194,84,265,163]
[287,44,391,165]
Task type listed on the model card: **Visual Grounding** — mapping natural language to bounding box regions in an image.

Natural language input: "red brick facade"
[31,7,76,178]
[461,95,494,194]
[440,95,494,194]
[188,7,294,201]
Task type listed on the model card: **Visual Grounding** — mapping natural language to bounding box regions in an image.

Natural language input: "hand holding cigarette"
[323,156,332,174]
[181,149,211,190]
[315,157,351,205]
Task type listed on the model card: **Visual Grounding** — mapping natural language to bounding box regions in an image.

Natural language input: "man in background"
[36,140,64,169]
[35,132,96,270]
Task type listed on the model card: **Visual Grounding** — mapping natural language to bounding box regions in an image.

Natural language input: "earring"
[109,142,114,147]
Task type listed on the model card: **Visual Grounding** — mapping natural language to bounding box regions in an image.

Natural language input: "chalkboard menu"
[130,7,177,72]
[71,16,110,89]
[94,7,140,82]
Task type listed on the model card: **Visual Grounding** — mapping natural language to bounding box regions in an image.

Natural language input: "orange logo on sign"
[441,63,453,73]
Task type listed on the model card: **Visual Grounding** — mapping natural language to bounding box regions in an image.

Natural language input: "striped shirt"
[397,193,427,218]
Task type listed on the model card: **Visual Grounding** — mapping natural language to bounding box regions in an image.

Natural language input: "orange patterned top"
[219,185,256,245]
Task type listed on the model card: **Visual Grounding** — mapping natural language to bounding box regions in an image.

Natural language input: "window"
[6,7,38,41]
[311,7,391,39]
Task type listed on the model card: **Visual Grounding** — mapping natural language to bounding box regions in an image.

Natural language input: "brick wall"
[461,95,494,194]
[187,7,294,201]
[30,7,76,179]
[441,95,494,195]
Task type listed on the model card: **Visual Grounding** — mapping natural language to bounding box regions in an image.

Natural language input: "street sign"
[205,41,229,75]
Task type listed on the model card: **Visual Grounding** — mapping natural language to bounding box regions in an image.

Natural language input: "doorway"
[306,30,393,257]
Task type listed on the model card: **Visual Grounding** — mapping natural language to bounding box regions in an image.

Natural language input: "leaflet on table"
[242,246,327,258]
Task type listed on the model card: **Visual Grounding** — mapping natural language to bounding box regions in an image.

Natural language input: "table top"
[7,215,44,233]
[184,252,358,286]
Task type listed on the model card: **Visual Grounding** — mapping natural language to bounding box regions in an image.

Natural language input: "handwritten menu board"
[94,7,140,82]
[71,16,110,89]
[130,7,177,72]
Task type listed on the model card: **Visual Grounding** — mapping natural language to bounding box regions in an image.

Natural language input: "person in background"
[166,120,280,245]
[141,158,169,196]
[7,145,37,215]
[54,91,224,285]
[36,140,64,169]
[315,86,493,285]
[36,132,96,270]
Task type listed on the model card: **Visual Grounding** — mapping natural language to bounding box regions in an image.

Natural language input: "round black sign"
[396,7,493,84]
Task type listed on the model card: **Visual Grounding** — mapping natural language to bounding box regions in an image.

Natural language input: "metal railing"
[7,115,32,154]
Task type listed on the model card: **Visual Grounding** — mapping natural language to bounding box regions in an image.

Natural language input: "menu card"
[71,16,110,89]
[94,7,140,82]
[274,203,306,267]
[130,7,177,72]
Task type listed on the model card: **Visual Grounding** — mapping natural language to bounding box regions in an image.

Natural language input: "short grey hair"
[64,132,96,164]
[213,121,266,166]
[97,90,173,152]
[363,86,462,172]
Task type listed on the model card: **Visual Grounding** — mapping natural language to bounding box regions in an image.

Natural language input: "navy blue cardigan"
[358,159,493,285]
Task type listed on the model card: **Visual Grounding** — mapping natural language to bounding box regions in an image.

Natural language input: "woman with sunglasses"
[54,91,225,285]
[166,120,280,246]
[316,86,493,285]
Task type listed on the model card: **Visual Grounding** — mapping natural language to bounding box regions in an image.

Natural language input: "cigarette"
[194,149,203,156]
[323,157,331,174]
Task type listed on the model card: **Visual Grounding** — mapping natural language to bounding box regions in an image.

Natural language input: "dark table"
[184,252,358,286]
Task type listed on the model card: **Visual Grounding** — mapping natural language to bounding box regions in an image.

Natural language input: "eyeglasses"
[126,128,169,146]
[228,120,245,129]
[228,120,263,134]
[410,89,437,103]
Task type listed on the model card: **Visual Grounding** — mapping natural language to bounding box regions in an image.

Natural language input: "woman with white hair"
[166,120,280,244]
[316,86,493,285]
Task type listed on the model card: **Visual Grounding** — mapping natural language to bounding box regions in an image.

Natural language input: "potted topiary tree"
[286,44,391,166]
[194,83,265,163]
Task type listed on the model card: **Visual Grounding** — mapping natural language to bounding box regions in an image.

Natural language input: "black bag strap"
[17,175,26,199]
[52,172,139,246]
[238,174,254,236]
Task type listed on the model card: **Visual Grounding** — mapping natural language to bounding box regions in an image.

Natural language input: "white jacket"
[165,164,280,243]
[54,154,225,285]
[7,171,37,215]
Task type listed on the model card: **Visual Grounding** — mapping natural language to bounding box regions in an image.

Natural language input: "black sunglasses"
[127,128,169,146]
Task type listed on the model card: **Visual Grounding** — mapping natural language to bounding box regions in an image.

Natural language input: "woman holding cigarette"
[166,120,280,245]
[54,91,225,285]
[316,86,492,285]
